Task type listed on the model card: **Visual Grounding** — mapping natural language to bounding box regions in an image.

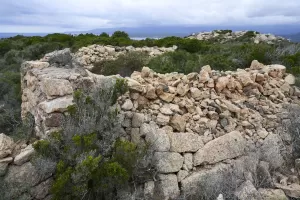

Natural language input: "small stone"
[156,113,170,126]
[170,115,187,132]
[153,152,184,173]
[132,113,144,128]
[122,99,133,111]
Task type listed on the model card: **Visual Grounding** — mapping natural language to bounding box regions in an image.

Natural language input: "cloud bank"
[1,0,300,32]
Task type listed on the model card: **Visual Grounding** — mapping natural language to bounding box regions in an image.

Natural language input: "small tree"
[99,32,110,38]
[111,31,130,40]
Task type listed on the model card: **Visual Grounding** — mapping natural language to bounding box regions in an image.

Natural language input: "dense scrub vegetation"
[0,30,300,135]
[32,79,153,200]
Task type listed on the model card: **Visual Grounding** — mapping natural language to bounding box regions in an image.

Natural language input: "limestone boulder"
[194,131,246,166]
[0,133,15,159]
[234,180,261,200]
[181,163,233,199]
[250,60,264,70]
[145,128,170,152]
[41,78,73,98]
[14,144,35,165]
[43,48,72,66]
[259,134,285,169]
[153,152,183,173]
[275,183,300,198]
[39,96,74,113]
[169,132,203,153]
[258,188,288,200]
[126,78,145,93]
[154,174,180,200]
[199,65,211,83]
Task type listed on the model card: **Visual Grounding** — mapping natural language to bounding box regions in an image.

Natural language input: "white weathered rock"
[0,133,14,159]
[156,113,170,126]
[42,78,73,98]
[169,132,203,153]
[39,96,73,113]
[126,78,145,93]
[194,131,246,166]
[285,74,295,85]
[153,152,183,173]
[121,99,133,110]
[14,144,35,165]
[257,129,269,139]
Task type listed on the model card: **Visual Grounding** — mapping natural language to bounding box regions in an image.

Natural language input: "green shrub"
[33,80,147,200]
[148,50,202,74]
[92,51,149,76]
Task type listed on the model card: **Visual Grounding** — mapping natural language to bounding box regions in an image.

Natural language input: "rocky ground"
[187,30,288,44]
[2,47,300,199]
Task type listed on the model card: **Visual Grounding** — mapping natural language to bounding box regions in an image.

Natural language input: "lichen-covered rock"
[169,132,203,153]
[154,174,180,200]
[258,188,288,200]
[194,131,246,166]
[153,152,183,173]
[0,157,13,176]
[234,180,261,200]
[260,134,285,169]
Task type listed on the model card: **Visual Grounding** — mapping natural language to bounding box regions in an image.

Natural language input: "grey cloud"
[1,0,300,32]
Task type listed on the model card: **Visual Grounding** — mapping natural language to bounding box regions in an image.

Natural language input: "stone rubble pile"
[187,30,287,44]
[73,44,177,70]
[4,47,300,199]
[0,133,53,199]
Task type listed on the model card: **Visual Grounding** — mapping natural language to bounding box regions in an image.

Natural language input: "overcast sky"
[1,0,300,32]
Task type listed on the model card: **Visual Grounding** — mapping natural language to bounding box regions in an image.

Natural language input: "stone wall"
[72,44,177,70]
[14,47,300,199]
[0,133,53,199]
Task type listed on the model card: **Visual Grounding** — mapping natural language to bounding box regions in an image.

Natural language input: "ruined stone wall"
[73,44,177,70]
[16,48,300,199]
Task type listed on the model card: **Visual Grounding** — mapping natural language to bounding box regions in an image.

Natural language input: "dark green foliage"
[92,51,149,76]
[111,31,130,40]
[147,50,202,74]
[99,32,110,38]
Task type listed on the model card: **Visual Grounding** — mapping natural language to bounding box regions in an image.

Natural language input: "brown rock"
[170,115,187,132]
